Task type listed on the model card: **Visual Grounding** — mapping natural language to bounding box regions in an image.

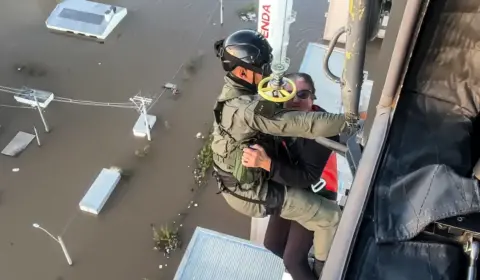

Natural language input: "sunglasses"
[295,90,315,100]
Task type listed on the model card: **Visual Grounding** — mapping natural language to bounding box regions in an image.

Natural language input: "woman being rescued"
[241,73,340,280]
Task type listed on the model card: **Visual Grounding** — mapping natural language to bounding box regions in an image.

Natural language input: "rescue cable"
[256,0,297,103]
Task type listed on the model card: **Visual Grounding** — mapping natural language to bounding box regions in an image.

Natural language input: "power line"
[0,86,135,108]
[0,86,27,96]
[54,96,132,106]
[52,99,135,109]
[0,104,34,109]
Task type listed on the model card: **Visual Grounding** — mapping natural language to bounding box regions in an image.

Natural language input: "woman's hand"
[242,144,272,171]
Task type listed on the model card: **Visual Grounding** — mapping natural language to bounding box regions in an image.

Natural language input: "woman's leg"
[280,187,341,261]
[263,214,291,258]
[283,222,317,280]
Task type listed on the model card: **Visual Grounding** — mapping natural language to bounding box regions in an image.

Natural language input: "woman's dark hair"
[284,72,316,95]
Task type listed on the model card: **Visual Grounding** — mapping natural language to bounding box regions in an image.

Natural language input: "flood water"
[0,0,329,279]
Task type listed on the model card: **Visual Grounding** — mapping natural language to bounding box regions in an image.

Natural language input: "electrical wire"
[0,86,28,96]
[0,104,34,109]
[52,99,135,109]
[0,86,136,109]
[54,97,131,105]
[53,97,134,106]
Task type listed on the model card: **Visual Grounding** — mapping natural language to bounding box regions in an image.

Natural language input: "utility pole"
[140,98,151,141]
[130,94,154,141]
[32,90,50,133]
[33,126,41,146]
[33,223,73,266]
[220,0,224,26]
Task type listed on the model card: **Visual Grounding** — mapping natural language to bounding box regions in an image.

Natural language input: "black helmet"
[214,29,272,76]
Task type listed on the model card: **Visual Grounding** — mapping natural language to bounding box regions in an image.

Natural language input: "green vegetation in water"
[151,223,181,258]
[193,133,213,186]
[237,3,257,16]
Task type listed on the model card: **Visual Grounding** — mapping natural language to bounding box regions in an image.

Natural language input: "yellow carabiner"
[257,76,297,103]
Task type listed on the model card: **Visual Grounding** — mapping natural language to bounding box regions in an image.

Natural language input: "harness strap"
[213,100,236,140]
[212,169,268,206]
[213,100,225,125]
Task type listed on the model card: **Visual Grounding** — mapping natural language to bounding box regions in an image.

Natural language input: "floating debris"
[12,168,19,172]
[163,83,179,95]
[13,62,47,77]
[240,12,256,22]
[109,166,123,174]
[237,3,257,22]
[135,144,150,157]
[196,132,203,139]
[164,121,171,130]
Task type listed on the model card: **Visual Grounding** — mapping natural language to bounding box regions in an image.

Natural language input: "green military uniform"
[212,76,345,261]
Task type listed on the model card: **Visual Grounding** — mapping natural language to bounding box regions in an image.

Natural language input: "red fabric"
[311,105,339,192]
[321,153,339,192]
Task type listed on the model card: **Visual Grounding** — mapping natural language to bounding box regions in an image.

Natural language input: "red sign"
[259,5,271,38]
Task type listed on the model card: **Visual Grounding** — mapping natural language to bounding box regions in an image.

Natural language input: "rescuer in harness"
[211,29,349,276]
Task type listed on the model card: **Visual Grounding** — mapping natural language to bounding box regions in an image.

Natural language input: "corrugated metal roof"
[174,227,285,280]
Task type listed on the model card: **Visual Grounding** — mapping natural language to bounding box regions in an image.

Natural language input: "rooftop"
[45,0,127,39]
[175,227,285,280]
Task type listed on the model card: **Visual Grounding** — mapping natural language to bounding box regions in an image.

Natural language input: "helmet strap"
[226,72,258,92]
[215,38,272,91]
[222,51,272,91]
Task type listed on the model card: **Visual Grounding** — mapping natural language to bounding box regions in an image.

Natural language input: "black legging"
[264,214,317,280]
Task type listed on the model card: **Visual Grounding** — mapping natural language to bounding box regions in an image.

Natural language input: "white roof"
[79,168,121,215]
[46,0,127,39]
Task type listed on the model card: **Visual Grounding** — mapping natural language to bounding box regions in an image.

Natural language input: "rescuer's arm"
[243,101,347,139]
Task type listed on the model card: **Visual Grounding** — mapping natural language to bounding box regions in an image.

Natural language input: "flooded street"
[0,0,328,279]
